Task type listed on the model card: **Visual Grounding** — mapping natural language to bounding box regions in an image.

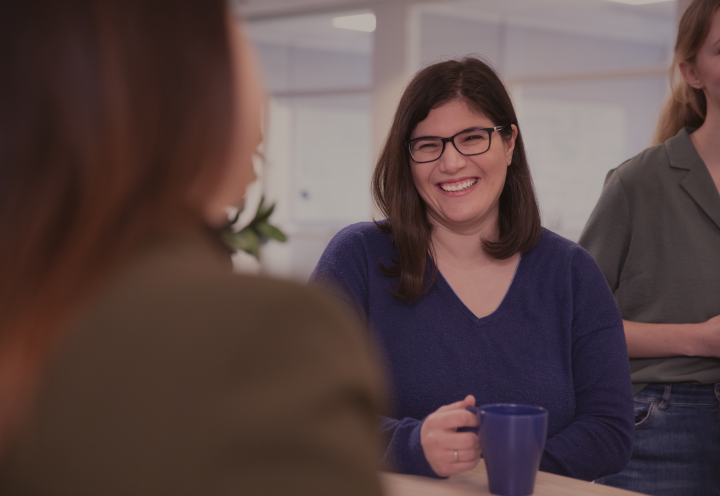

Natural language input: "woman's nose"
[439,143,467,173]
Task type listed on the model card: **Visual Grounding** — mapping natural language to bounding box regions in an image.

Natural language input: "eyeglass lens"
[409,128,492,162]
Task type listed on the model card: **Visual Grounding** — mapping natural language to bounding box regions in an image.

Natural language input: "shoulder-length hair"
[0,0,233,450]
[654,0,720,144]
[371,57,541,301]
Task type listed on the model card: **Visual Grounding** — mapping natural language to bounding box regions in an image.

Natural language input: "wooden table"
[381,461,647,496]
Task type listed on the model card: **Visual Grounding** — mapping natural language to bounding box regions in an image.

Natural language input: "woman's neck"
[690,104,720,178]
[428,215,521,320]
[430,219,496,268]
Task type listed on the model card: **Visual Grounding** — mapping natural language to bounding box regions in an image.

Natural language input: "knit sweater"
[309,223,634,481]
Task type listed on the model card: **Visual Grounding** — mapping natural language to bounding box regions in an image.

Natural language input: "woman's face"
[680,7,720,114]
[409,99,517,235]
[203,21,265,226]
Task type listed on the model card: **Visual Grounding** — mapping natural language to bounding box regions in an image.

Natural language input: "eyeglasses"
[406,126,505,163]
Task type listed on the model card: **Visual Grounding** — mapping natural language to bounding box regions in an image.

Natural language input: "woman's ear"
[503,124,518,166]
[679,60,703,90]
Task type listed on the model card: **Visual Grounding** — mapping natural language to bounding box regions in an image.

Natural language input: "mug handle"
[461,406,483,458]
[458,406,480,434]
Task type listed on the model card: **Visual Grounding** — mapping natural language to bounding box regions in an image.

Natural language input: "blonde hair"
[653,0,720,145]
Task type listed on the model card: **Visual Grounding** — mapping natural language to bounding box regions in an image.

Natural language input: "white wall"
[251,40,373,281]
[255,43,372,93]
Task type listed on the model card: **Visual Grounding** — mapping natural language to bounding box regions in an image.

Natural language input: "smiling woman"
[372,59,540,301]
[310,57,634,482]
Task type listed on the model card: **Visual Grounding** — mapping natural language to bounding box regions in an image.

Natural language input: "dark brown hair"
[654,0,720,144]
[0,0,233,451]
[372,57,541,301]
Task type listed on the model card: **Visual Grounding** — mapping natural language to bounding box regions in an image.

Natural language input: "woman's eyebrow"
[412,127,484,140]
[457,126,486,133]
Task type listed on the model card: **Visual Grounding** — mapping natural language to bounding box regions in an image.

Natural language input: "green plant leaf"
[221,195,286,260]
[255,202,275,223]
[256,222,287,243]
[244,232,261,259]
[224,228,260,259]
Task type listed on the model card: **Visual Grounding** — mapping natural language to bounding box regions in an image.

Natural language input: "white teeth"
[440,178,477,192]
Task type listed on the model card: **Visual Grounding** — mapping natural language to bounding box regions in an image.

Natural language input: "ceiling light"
[606,0,673,5]
[331,13,376,32]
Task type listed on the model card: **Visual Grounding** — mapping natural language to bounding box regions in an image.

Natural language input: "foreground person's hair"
[371,57,541,301]
[0,0,233,451]
[654,0,720,144]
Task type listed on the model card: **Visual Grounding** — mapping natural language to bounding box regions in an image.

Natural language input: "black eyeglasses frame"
[406,125,506,164]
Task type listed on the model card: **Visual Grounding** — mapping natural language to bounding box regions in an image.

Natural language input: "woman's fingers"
[426,431,479,451]
[449,460,481,474]
[449,431,480,451]
[452,448,482,464]
[422,428,479,457]
[435,394,476,413]
[427,408,478,431]
[421,395,481,477]
[434,448,482,476]
[421,425,480,475]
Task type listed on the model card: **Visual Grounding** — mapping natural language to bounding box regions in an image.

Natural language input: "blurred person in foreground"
[309,57,634,482]
[0,1,384,495]
[580,0,720,494]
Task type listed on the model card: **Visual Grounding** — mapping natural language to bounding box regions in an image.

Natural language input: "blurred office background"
[233,0,689,281]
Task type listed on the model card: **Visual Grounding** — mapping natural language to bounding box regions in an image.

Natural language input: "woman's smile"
[437,177,478,194]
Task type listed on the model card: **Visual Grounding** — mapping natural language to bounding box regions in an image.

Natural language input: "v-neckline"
[434,253,523,328]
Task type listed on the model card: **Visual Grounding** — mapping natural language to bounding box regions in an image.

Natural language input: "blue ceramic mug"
[465,404,548,496]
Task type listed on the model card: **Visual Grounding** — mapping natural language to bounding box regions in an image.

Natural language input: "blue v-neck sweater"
[309,223,634,481]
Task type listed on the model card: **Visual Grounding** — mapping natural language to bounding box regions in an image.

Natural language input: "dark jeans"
[595,383,720,496]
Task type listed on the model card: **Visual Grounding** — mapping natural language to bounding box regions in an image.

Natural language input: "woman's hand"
[420,395,480,477]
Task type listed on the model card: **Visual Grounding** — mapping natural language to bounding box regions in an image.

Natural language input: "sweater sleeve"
[309,226,441,478]
[379,417,440,477]
[578,169,631,292]
[309,226,371,325]
[539,249,634,480]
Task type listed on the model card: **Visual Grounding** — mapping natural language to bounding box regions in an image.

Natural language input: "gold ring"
[454,450,458,463]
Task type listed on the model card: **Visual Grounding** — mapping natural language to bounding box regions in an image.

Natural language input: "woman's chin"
[432,210,496,233]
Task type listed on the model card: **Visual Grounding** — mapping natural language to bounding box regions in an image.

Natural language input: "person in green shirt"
[579,1,720,494]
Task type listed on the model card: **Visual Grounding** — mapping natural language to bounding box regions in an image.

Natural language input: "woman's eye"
[462,134,485,142]
[418,142,440,150]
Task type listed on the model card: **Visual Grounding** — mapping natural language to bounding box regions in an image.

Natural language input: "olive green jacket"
[0,230,384,496]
